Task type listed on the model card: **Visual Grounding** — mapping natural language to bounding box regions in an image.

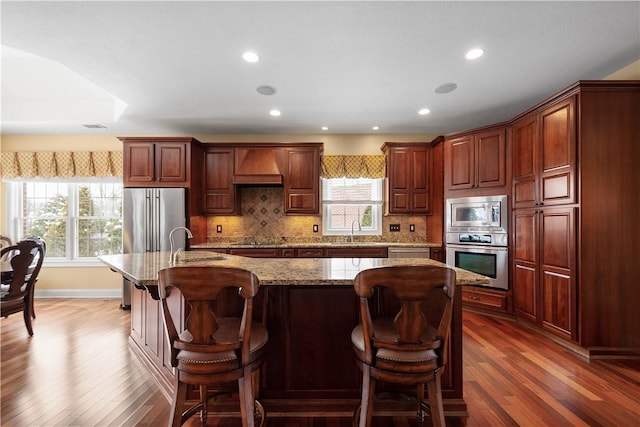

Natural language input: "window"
[322,177,383,235]
[5,180,123,263]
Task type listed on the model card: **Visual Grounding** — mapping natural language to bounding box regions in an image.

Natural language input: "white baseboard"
[35,289,123,299]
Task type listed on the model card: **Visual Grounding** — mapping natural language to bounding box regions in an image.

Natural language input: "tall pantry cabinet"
[511,81,639,356]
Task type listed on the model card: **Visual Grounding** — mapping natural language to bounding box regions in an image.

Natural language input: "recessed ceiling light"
[465,48,484,60]
[434,83,457,94]
[256,85,276,95]
[418,108,430,115]
[321,126,329,131]
[269,109,281,117]
[242,51,259,63]
[372,126,380,131]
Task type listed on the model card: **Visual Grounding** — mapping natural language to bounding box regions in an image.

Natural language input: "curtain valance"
[320,155,386,179]
[1,151,123,179]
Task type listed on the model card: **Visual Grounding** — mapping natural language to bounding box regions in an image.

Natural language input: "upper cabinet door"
[123,142,155,184]
[539,97,576,206]
[383,143,433,214]
[284,146,321,214]
[445,128,506,195]
[512,96,576,208]
[475,129,506,189]
[155,142,188,183]
[121,138,196,188]
[447,135,474,190]
[410,147,432,213]
[512,115,539,209]
[202,148,238,215]
[387,147,411,213]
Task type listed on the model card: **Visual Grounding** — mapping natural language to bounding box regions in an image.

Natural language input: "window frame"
[321,177,383,236]
[3,178,123,267]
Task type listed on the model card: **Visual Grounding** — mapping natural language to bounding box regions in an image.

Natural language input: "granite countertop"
[99,250,489,288]
[190,241,440,249]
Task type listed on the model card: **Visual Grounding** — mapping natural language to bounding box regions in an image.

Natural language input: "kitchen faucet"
[169,226,193,264]
[350,219,361,243]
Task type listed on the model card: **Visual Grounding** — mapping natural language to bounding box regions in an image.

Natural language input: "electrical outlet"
[409,224,415,232]
[390,224,401,232]
[216,225,222,233]
[313,224,319,233]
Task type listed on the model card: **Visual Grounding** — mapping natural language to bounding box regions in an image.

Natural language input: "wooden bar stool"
[158,266,268,427]
[351,265,456,427]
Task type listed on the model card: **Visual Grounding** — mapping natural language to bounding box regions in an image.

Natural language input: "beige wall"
[604,59,640,80]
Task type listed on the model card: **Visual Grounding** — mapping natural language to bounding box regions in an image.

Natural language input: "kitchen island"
[99,251,488,419]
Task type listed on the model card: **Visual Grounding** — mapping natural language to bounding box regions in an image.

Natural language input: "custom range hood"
[232,147,284,185]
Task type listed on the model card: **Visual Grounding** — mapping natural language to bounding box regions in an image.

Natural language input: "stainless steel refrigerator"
[121,188,186,308]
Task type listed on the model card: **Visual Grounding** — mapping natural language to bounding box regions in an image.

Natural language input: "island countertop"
[98,250,489,287]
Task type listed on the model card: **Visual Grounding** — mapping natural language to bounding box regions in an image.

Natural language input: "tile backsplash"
[206,187,429,243]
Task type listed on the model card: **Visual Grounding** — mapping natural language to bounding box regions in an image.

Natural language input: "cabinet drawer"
[281,248,296,258]
[296,248,325,258]
[462,287,507,311]
[229,248,281,258]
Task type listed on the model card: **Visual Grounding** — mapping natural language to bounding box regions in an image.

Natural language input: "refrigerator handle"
[145,190,153,252]
[153,189,161,252]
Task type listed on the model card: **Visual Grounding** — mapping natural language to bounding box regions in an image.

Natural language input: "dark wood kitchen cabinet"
[263,284,464,411]
[512,97,576,209]
[508,81,640,355]
[129,284,181,387]
[202,147,239,215]
[198,142,322,215]
[283,144,322,214]
[512,207,576,340]
[325,247,388,258]
[444,127,507,195]
[228,248,282,257]
[461,286,509,312]
[444,81,640,357]
[263,286,361,399]
[121,137,201,187]
[381,141,434,214]
[214,246,391,259]
[511,94,578,341]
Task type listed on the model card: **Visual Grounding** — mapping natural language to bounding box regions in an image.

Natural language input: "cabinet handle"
[470,296,481,301]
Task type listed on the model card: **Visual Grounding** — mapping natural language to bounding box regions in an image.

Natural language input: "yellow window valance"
[321,155,386,179]
[1,151,123,179]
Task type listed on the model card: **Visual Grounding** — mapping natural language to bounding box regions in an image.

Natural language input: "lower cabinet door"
[262,287,361,399]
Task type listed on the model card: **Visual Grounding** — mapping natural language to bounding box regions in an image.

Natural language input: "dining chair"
[1,237,46,336]
[351,265,456,427]
[158,265,268,427]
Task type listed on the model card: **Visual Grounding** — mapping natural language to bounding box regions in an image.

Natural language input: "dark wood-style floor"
[2,298,639,426]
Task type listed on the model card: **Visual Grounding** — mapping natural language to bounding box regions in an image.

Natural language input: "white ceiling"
[2,1,639,136]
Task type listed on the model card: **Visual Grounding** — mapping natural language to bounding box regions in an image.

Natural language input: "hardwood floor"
[2,298,639,426]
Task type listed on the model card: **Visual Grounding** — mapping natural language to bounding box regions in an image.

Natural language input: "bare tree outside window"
[18,182,122,259]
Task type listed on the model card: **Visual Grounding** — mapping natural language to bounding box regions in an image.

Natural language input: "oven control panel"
[459,234,492,244]
[445,232,508,247]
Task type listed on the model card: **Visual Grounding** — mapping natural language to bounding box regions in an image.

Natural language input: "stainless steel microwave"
[445,195,507,234]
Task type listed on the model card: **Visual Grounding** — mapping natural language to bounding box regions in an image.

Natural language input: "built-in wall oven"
[445,195,509,290]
